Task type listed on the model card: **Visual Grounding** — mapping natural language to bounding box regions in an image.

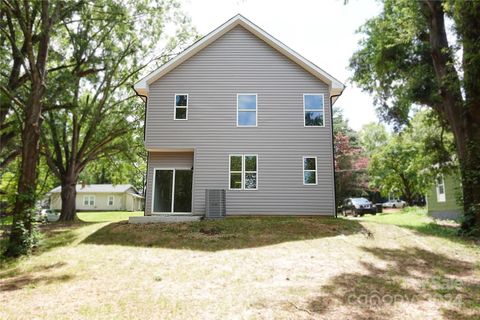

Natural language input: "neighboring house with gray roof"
[133,15,344,217]
[49,184,144,212]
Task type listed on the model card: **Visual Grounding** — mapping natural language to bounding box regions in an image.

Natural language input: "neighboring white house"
[49,184,144,212]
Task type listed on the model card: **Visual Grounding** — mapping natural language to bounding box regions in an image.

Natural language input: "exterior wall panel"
[145,152,194,215]
[145,26,335,215]
[427,173,462,220]
[50,193,128,211]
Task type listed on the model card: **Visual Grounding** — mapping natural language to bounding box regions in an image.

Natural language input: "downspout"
[132,86,148,216]
[330,89,345,218]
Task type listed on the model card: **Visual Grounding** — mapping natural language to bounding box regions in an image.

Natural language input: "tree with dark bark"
[350,0,480,235]
[1,0,81,256]
[1,0,196,254]
[41,0,196,221]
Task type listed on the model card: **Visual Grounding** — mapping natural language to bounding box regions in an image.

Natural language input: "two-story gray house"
[133,15,344,220]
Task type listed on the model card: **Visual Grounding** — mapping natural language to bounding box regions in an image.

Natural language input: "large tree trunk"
[423,0,480,236]
[59,178,77,221]
[399,173,414,205]
[458,117,480,235]
[4,0,54,256]
[5,82,44,256]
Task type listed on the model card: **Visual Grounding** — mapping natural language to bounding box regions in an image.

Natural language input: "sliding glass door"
[153,169,192,213]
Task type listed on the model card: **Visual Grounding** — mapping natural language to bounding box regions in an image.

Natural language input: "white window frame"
[229,154,258,190]
[303,94,325,127]
[303,156,318,185]
[236,94,257,127]
[436,175,446,203]
[107,195,114,206]
[83,195,95,206]
[174,94,188,120]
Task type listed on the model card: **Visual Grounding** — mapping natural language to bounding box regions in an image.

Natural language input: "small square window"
[230,173,242,189]
[174,94,188,120]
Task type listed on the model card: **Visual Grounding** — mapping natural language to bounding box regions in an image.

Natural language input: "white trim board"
[134,14,345,98]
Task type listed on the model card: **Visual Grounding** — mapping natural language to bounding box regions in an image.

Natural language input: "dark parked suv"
[342,198,376,217]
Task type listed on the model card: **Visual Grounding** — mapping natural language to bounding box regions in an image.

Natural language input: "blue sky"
[182,0,383,130]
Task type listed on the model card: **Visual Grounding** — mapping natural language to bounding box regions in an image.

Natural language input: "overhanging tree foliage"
[350,0,480,235]
[1,0,81,256]
[40,0,196,221]
[1,0,197,255]
[361,111,455,204]
[333,108,366,207]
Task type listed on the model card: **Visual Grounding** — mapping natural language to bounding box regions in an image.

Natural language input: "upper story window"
[304,94,324,126]
[303,156,317,185]
[174,94,188,120]
[436,175,446,202]
[229,154,258,190]
[237,94,257,127]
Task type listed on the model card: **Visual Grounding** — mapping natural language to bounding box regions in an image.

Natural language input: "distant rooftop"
[49,184,139,194]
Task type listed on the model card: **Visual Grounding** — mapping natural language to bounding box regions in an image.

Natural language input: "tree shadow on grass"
[0,272,74,292]
[0,222,89,276]
[0,223,92,291]
[399,222,480,247]
[82,217,366,251]
[305,246,480,319]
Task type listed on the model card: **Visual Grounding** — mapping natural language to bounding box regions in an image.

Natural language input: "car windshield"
[351,198,370,204]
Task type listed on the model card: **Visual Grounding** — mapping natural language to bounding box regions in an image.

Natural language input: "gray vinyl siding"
[145,26,335,215]
[145,152,194,215]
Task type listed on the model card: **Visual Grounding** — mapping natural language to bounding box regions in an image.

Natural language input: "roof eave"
[133,80,148,96]
[133,14,344,97]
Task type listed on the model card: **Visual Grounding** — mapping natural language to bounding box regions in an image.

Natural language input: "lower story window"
[108,195,114,206]
[229,154,258,190]
[83,195,95,206]
[303,156,317,185]
[436,175,446,202]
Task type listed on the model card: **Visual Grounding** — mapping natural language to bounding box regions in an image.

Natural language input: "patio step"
[128,215,202,224]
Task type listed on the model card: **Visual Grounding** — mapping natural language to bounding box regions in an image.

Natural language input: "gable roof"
[134,14,345,100]
[49,184,141,195]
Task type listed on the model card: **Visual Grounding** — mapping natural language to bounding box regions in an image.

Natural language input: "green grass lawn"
[1,211,143,225]
[83,216,363,251]
[1,210,479,319]
[360,206,465,242]
[0,211,143,253]
[77,211,143,222]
